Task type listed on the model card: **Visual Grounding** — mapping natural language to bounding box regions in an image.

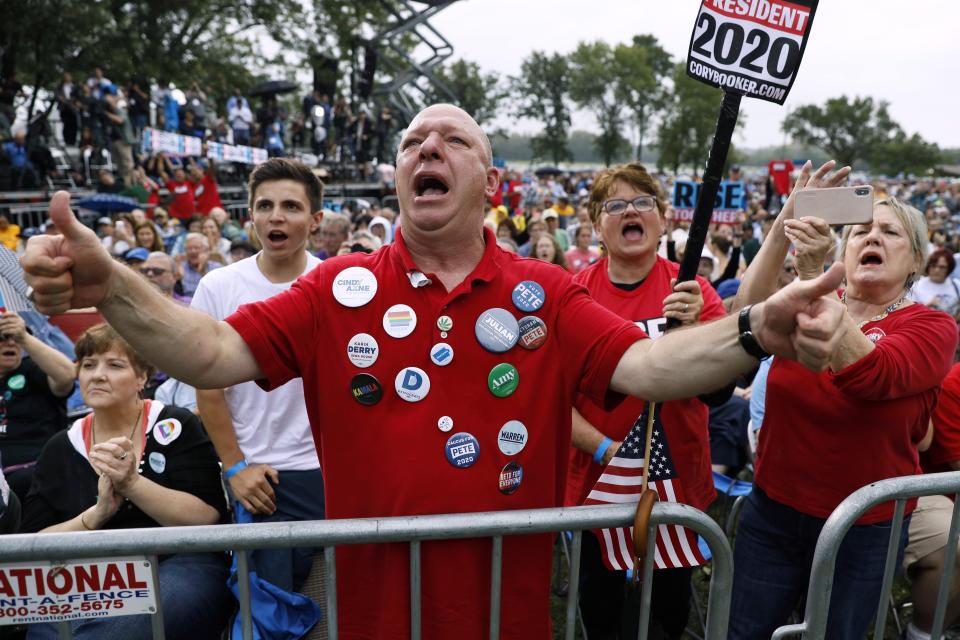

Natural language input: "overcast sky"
[426,0,959,150]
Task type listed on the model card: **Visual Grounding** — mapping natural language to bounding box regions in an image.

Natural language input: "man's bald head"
[404,104,493,168]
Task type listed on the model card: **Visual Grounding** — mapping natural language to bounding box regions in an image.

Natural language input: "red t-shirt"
[225,227,647,640]
[165,179,195,219]
[565,256,725,511]
[767,160,795,196]
[193,173,222,214]
[923,361,960,474]
[756,303,957,523]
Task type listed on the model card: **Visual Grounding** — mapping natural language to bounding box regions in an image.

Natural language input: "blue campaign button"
[498,461,523,495]
[512,280,546,313]
[475,308,520,353]
[445,432,480,469]
[430,342,454,366]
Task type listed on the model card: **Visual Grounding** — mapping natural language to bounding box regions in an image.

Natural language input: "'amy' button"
[488,363,519,398]
[498,462,523,494]
[350,373,383,405]
[445,432,479,468]
[517,316,547,350]
[512,281,545,312]
[475,308,519,353]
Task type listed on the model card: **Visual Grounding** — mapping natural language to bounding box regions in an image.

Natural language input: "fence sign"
[0,557,156,626]
[686,0,819,104]
[141,128,268,164]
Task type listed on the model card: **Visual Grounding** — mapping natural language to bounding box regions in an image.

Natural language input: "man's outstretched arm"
[22,191,263,389]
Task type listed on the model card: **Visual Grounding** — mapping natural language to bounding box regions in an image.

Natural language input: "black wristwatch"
[738,304,771,360]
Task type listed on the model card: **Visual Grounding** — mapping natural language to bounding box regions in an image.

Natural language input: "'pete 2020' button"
[395,366,430,402]
[498,462,523,494]
[332,266,378,307]
[512,281,545,313]
[488,363,519,398]
[350,373,383,406]
[383,304,417,338]
[445,432,479,468]
[497,420,528,455]
[475,308,519,353]
[517,316,548,350]
[347,333,379,368]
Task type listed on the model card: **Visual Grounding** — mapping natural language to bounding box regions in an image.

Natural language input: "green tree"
[780,96,899,167]
[656,62,722,174]
[568,41,629,166]
[510,52,572,165]
[870,132,944,176]
[424,59,502,126]
[613,35,673,162]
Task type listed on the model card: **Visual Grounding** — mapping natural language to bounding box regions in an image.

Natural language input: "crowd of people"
[0,99,951,640]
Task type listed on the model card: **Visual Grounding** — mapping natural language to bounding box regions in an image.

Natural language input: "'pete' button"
[445,432,479,468]
[498,462,523,494]
[332,266,378,307]
[517,316,548,350]
[395,367,430,402]
[350,373,383,406]
[475,308,519,353]
[488,363,519,398]
[512,281,545,313]
[497,420,528,455]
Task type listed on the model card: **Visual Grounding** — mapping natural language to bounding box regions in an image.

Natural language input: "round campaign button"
[445,432,480,468]
[332,266,378,307]
[498,462,523,495]
[350,373,383,406]
[475,308,519,353]
[347,333,379,368]
[437,315,453,332]
[497,420,528,455]
[438,416,454,432]
[488,363,519,398]
[383,304,417,338]
[395,367,430,402]
[517,316,548,350]
[511,280,545,313]
[430,342,454,366]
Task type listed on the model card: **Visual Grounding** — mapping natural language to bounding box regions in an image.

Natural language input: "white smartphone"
[795,185,874,225]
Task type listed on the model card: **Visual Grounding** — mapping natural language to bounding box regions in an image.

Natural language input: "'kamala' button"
[395,367,430,402]
[445,432,480,468]
[498,462,523,494]
[350,373,383,406]
[511,281,545,313]
[497,420,528,455]
[438,416,454,432]
[332,267,378,307]
[430,342,454,366]
[437,315,453,332]
[517,316,548,350]
[347,333,379,368]
[383,304,417,338]
[488,363,519,398]
[475,308,519,353]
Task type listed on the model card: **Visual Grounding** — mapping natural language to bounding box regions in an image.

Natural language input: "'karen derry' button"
[347,333,379,368]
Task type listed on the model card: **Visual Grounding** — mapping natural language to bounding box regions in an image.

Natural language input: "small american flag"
[584,403,707,570]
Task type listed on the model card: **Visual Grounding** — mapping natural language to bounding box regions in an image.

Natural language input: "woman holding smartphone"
[728,161,958,640]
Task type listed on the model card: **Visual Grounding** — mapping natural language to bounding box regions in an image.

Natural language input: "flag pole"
[632,402,659,584]
[640,402,656,494]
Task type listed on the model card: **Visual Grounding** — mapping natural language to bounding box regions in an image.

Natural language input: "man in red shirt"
[190,157,223,215]
[23,104,849,640]
[158,155,195,220]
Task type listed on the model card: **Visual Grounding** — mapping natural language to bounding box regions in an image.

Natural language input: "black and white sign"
[686,0,818,104]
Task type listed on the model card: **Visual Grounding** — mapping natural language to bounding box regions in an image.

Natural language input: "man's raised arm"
[22,191,262,389]
[610,262,847,402]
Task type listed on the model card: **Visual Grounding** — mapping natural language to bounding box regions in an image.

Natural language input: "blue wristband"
[593,437,613,464]
[224,460,248,479]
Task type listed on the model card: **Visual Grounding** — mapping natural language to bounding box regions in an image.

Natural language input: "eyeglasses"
[139,267,167,276]
[930,263,949,270]
[782,265,797,274]
[601,196,657,215]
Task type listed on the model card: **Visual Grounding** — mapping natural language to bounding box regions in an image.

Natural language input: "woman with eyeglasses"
[564,162,726,640]
[909,247,960,321]
[729,161,958,640]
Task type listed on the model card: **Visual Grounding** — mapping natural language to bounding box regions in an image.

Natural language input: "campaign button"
[430,342,454,366]
[332,266,377,307]
[517,316,548,350]
[383,304,417,338]
[347,333,379,368]
[497,420,528,455]
[437,315,453,332]
[438,416,454,432]
[498,461,523,495]
[351,373,383,406]
[511,281,545,313]
[395,366,430,402]
[149,451,166,474]
[475,308,519,353]
[445,432,479,468]
[488,363,519,398]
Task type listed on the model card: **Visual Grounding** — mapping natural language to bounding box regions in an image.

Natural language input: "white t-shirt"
[190,252,322,470]
[909,276,960,317]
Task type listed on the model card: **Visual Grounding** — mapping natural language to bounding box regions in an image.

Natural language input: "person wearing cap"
[0,215,20,252]
[541,209,569,251]
[123,246,150,266]
[22,104,849,639]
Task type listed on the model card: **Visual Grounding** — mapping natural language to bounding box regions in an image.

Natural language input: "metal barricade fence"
[0,502,733,640]
[772,471,960,640]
